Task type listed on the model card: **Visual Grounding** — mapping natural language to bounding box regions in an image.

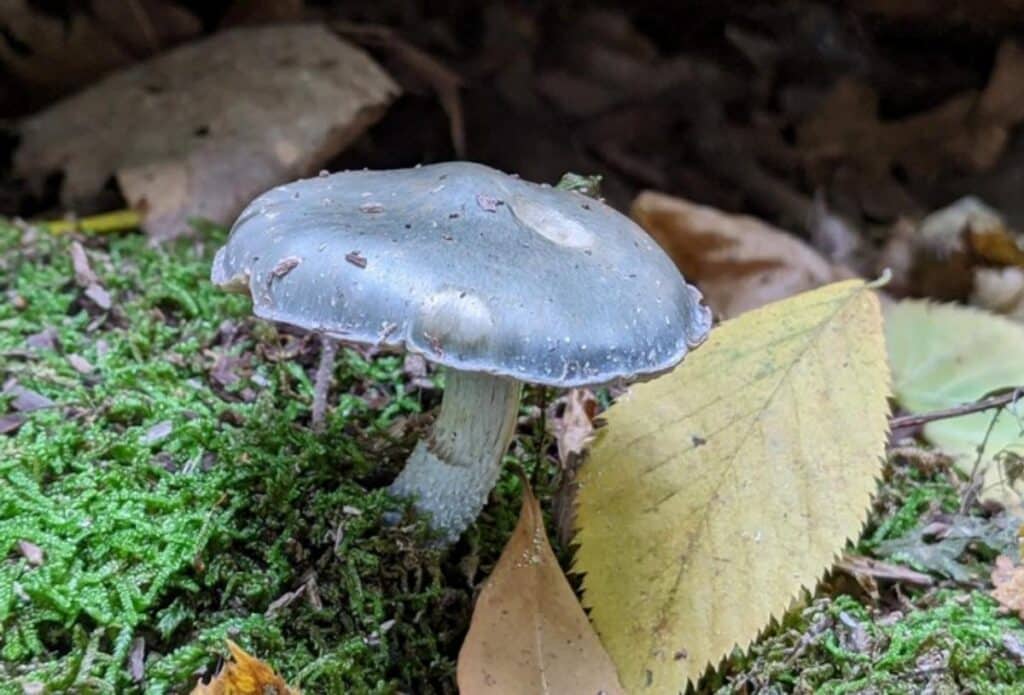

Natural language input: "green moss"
[712,592,1024,694]
[861,465,961,552]
[5,221,1019,695]
[0,223,501,693]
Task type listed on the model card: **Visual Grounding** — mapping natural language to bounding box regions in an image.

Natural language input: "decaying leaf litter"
[4,1,1024,693]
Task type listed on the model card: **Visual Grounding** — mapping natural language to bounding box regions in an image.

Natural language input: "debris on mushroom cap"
[211,161,712,387]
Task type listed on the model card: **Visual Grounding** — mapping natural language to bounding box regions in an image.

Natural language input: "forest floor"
[2,221,1023,693]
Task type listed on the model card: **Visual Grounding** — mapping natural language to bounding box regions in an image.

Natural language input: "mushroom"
[211,162,712,541]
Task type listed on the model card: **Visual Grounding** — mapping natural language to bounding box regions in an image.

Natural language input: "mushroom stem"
[389,369,522,541]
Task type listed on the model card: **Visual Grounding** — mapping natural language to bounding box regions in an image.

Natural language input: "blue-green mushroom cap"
[212,161,711,387]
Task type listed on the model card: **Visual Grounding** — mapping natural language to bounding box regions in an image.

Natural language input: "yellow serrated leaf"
[574,280,890,692]
[191,640,299,695]
[458,481,625,695]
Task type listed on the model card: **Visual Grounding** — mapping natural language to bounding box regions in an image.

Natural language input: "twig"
[312,336,339,432]
[889,388,1023,430]
[43,209,142,235]
[960,405,1004,514]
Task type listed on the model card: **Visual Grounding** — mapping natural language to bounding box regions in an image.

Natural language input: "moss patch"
[712,592,1024,694]
[0,223,531,693]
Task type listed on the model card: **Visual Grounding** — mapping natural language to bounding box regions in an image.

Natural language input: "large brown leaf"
[15,24,399,240]
[632,190,847,319]
[457,482,624,694]
[798,41,1024,180]
[0,0,200,100]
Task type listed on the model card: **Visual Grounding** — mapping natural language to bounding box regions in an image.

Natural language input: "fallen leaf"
[67,241,114,310]
[15,25,399,240]
[879,513,1019,584]
[876,524,976,583]
[0,414,26,435]
[264,585,307,618]
[917,196,1001,255]
[84,284,113,312]
[130,636,146,682]
[907,195,1024,270]
[67,354,95,375]
[17,540,44,566]
[547,388,599,467]
[799,41,1024,182]
[457,481,624,695]
[2,381,54,412]
[973,267,1024,322]
[548,389,600,548]
[886,300,1024,505]
[575,280,890,690]
[992,555,1024,619]
[141,421,174,446]
[191,640,299,694]
[25,327,58,352]
[1004,632,1024,661]
[971,229,1024,269]
[69,241,100,286]
[632,191,847,319]
[895,196,1024,301]
[0,0,199,100]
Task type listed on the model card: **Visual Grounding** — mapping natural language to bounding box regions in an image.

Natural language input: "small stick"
[312,335,339,432]
[43,209,142,235]
[889,388,1023,430]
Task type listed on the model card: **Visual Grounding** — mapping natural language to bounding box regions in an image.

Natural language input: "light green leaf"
[886,300,1024,504]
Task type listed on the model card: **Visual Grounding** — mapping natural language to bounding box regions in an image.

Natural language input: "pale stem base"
[389,369,522,542]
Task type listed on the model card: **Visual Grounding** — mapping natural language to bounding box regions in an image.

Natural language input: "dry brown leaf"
[879,195,1024,305]
[880,196,1024,301]
[0,0,199,98]
[457,481,624,695]
[15,25,399,240]
[632,190,847,318]
[547,389,600,548]
[191,640,299,695]
[992,555,1024,620]
[970,227,1024,269]
[799,41,1024,181]
[915,195,1024,266]
[546,388,598,467]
